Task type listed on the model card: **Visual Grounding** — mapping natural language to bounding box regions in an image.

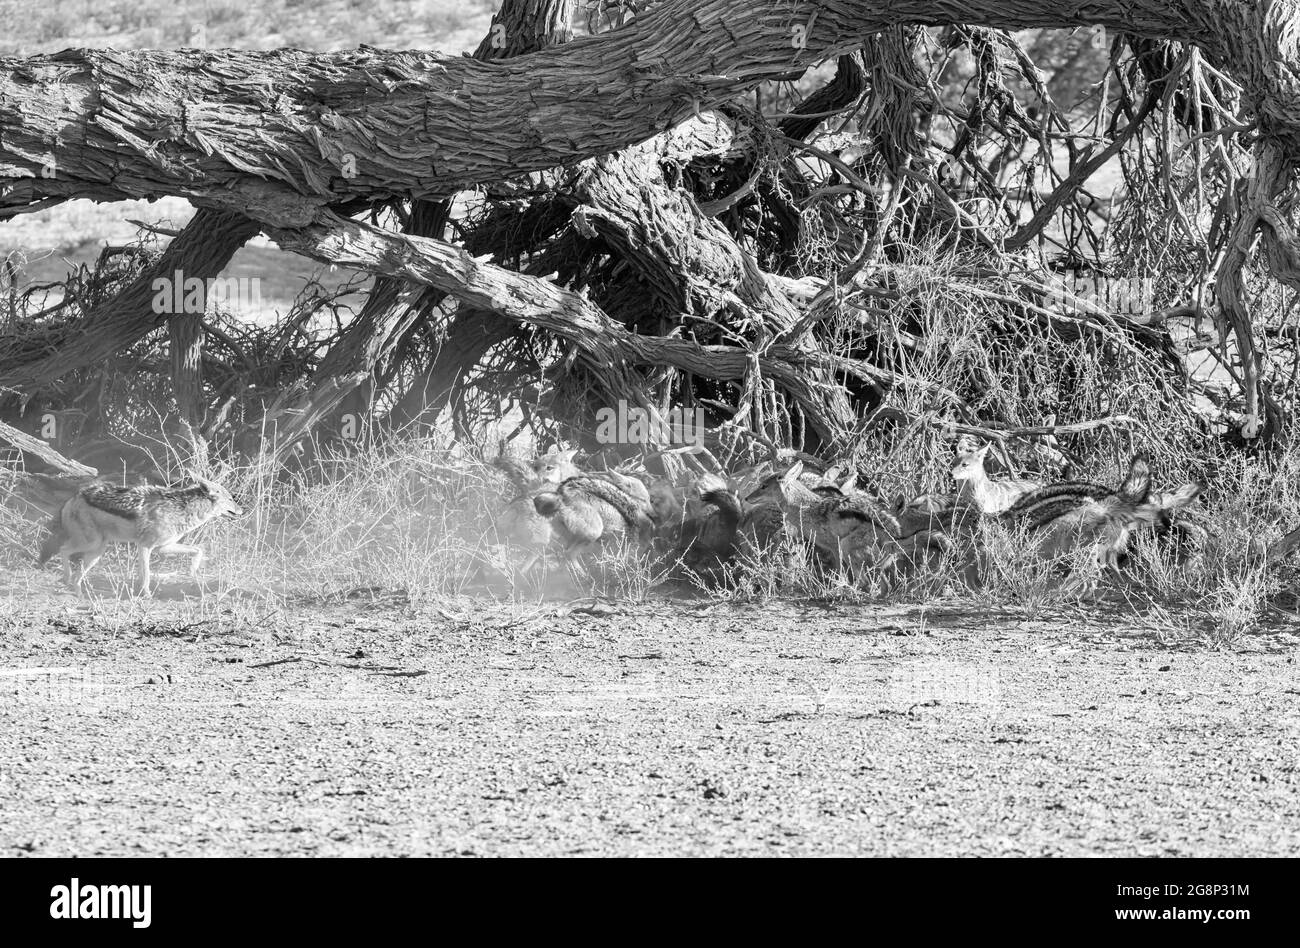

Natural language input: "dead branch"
[0,419,97,475]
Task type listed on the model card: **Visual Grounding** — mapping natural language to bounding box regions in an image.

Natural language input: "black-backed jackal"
[999,455,1200,572]
[38,477,242,595]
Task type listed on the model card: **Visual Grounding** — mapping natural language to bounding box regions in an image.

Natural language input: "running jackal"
[39,477,243,595]
[1000,455,1200,571]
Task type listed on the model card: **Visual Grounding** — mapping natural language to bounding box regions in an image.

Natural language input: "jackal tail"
[492,455,535,492]
[699,488,743,532]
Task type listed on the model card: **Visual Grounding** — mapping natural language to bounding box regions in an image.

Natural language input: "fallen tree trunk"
[2,1,1297,233]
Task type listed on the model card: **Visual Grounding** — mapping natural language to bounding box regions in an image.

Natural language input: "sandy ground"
[2,591,1299,857]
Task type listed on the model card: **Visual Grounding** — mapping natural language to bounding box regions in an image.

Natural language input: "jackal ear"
[558,448,579,464]
[1164,482,1201,509]
[189,472,220,494]
[1118,454,1152,503]
[839,472,857,494]
[781,461,805,485]
[823,465,841,483]
[696,473,726,494]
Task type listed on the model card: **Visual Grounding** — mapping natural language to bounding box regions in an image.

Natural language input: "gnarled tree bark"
[2,1,1297,232]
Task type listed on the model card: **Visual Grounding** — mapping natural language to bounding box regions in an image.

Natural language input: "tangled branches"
[2,2,1299,471]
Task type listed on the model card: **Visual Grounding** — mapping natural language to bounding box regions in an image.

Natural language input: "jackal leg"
[1097,524,1134,584]
[68,543,105,594]
[157,542,204,577]
[136,546,154,597]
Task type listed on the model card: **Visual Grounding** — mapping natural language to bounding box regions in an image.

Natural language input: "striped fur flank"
[566,476,653,531]
[828,503,903,537]
[1003,456,1153,530]
[1001,481,1110,528]
[993,454,1190,573]
[671,488,744,564]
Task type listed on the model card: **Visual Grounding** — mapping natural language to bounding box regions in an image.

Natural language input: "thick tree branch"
[268,215,853,442]
[0,2,1277,233]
